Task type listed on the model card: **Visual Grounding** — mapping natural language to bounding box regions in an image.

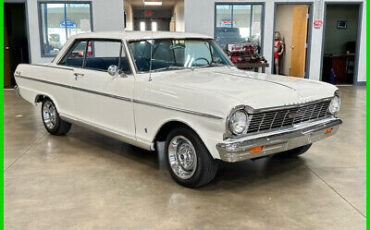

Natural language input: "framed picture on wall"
[337,20,347,29]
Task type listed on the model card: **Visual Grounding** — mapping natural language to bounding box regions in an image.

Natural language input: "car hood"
[149,66,337,116]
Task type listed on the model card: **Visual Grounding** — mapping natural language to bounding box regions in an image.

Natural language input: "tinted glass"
[128,39,232,73]
[128,41,152,72]
[84,40,131,73]
[59,40,87,67]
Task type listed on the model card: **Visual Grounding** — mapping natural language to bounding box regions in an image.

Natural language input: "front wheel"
[41,98,71,136]
[165,127,219,188]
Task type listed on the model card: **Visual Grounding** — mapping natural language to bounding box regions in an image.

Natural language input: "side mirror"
[107,65,127,78]
[107,65,119,76]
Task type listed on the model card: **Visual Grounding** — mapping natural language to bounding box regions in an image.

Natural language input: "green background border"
[366,0,369,228]
[0,0,368,229]
[1,0,4,229]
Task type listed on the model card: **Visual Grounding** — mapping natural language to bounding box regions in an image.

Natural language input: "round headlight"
[329,96,341,114]
[229,110,248,135]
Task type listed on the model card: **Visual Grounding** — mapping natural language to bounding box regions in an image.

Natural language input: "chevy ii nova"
[14,32,342,188]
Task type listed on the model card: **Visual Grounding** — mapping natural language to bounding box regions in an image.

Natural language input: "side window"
[59,40,87,68]
[128,41,152,72]
[85,40,122,72]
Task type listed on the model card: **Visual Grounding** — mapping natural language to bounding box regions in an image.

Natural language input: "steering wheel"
[192,57,210,66]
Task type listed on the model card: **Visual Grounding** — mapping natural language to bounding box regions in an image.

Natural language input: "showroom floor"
[4,86,366,230]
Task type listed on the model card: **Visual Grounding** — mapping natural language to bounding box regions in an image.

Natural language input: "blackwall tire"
[41,98,71,136]
[165,127,219,188]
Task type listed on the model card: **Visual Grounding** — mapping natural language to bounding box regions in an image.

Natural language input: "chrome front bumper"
[14,85,21,97]
[216,118,342,162]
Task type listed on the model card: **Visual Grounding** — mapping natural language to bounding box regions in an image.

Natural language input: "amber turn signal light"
[324,128,333,134]
[249,146,264,154]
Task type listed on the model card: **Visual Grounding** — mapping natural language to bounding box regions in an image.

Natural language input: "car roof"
[71,31,213,40]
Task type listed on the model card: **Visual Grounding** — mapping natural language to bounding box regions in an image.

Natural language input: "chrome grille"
[247,100,331,134]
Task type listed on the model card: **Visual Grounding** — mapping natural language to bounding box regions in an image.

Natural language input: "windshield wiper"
[209,62,226,67]
[151,65,187,72]
[194,62,225,69]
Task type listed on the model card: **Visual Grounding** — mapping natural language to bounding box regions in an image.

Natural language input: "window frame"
[58,39,87,68]
[38,1,94,58]
[126,38,233,74]
[214,2,265,54]
[126,39,154,74]
[58,38,132,74]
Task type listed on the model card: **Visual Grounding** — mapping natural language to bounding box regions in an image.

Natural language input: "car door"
[57,39,88,118]
[71,39,135,140]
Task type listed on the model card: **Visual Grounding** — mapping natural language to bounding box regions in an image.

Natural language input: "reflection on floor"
[4,86,366,229]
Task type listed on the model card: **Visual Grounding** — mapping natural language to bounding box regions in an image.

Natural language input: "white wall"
[185,0,366,83]
[124,0,134,31]
[173,1,185,32]
[8,0,124,64]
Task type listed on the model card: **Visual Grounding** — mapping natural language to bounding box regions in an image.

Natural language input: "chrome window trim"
[15,75,223,120]
[58,38,88,68]
[126,38,232,74]
[57,38,133,74]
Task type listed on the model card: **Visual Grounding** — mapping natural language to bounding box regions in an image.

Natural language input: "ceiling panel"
[127,0,182,10]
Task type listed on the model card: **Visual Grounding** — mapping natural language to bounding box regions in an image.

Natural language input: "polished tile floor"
[4,86,366,230]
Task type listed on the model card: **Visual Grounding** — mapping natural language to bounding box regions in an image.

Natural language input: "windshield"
[128,39,232,73]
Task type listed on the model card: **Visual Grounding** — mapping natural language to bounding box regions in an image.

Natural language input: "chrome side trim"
[60,114,154,151]
[16,75,223,120]
[133,99,224,120]
[30,64,74,71]
[15,75,132,102]
[217,118,342,162]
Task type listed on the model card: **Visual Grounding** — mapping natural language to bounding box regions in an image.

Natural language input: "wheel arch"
[152,118,222,160]
[35,94,47,103]
[34,94,61,111]
[154,119,203,143]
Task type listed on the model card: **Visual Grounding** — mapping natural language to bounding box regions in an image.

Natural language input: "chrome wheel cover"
[42,101,57,130]
[168,136,197,180]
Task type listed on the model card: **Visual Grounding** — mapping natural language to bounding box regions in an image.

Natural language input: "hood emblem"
[288,112,305,119]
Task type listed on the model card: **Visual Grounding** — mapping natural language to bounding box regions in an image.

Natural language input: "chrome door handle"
[74,73,84,80]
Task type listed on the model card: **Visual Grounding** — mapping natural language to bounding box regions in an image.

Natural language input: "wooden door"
[290,5,309,78]
[4,10,12,87]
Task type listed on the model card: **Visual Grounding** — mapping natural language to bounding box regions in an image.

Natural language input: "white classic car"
[14,32,342,188]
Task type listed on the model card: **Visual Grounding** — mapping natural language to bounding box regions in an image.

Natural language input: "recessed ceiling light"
[144,1,162,6]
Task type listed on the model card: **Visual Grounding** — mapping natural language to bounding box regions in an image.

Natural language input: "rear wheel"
[275,144,312,158]
[165,127,219,188]
[41,98,71,136]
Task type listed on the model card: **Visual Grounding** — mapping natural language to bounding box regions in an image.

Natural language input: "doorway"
[133,9,172,31]
[273,3,311,78]
[4,3,29,88]
[321,4,361,85]
[125,0,184,32]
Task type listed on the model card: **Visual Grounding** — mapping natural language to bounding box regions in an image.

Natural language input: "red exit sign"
[145,10,151,16]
